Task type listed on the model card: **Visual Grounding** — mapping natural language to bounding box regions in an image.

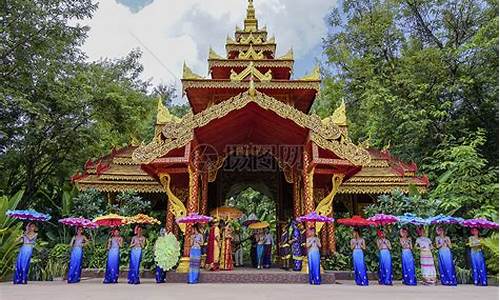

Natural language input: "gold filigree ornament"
[239,33,263,44]
[182,62,203,80]
[229,62,272,82]
[132,88,371,166]
[322,99,347,127]
[208,47,224,60]
[298,65,320,81]
[238,45,265,60]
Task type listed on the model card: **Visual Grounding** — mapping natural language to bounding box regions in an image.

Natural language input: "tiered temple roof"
[73,0,427,196]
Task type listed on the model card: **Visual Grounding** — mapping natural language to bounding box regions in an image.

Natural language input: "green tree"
[0,1,157,205]
[316,0,498,166]
[423,130,499,220]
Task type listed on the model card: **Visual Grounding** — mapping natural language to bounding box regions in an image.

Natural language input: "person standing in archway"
[290,221,303,271]
[205,220,221,271]
[279,223,291,270]
[263,228,274,268]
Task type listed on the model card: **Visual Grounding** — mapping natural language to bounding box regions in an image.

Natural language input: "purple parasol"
[6,209,51,222]
[296,211,334,223]
[462,218,499,229]
[176,213,213,224]
[368,214,399,226]
[58,217,98,229]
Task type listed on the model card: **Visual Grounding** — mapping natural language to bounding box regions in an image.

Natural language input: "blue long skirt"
[470,250,488,286]
[401,249,417,285]
[353,249,369,286]
[378,249,393,285]
[308,249,321,285]
[263,244,272,268]
[155,266,166,283]
[256,244,264,267]
[437,248,457,286]
[188,248,201,284]
[128,248,142,284]
[103,248,120,284]
[67,247,83,283]
[13,245,33,284]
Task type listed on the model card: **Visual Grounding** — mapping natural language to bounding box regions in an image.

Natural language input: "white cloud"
[81,0,336,101]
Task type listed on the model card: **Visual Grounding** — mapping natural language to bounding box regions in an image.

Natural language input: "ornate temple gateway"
[73,0,428,266]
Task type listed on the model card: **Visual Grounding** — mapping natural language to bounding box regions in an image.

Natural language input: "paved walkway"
[1,279,498,300]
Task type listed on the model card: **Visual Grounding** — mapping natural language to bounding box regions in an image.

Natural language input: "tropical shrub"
[111,191,151,216]
[0,190,24,280]
[72,189,108,219]
[323,252,350,271]
[482,233,499,275]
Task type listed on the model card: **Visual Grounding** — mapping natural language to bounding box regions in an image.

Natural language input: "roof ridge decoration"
[239,33,263,44]
[226,35,236,44]
[208,47,224,60]
[230,62,272,81]
[157,96,180,124]
[238,45,265,60]
[278,48,293,60]
[133,89,371,166]
[182,62,203,80]
[322,99,347,126]
[298,65,320,81]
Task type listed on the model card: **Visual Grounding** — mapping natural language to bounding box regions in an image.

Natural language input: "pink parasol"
[368,214,398,226]
[462,218,499,230]
[176,213,213,224]
[6,209,51,222]
[337,215,376,227]
[296,211,334,223]
[59,217,98,229]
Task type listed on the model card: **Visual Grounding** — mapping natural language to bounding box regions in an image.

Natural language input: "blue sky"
[82,0,335,102]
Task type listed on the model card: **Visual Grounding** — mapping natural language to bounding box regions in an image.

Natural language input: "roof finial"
[244,0,258,32]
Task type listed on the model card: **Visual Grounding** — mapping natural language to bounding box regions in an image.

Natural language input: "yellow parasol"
[124,213,161,225]
[93,213,126,227]
[248,221,269,230]
[209,206,243,219]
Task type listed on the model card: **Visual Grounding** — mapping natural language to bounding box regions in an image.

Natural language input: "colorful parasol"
[396,213,430,226]
[93,213,126,227]
[426,214,464,225]
[176,213,213,224]
[6,209,51,222]
[210,206,243,219]
[462,218,499,229]
[368,214,398,226]
[248,221,270,230]
[296,211,334,223]
[124,213,161,225]
[241,213,259,226]
[58,217,98,228]
[337,215,376,227]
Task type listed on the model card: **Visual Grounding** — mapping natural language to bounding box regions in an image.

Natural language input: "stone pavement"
[1,279,498,300]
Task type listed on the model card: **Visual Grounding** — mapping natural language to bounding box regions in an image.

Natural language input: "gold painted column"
[200,173,209,215]
[302,150,314,214]
[292,174,301,218]
[166,206,175,233]
[183,151,201,257]
[327,222,336,253]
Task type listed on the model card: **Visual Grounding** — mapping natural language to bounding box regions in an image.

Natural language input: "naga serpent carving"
[159,173,187,233]
[315,174,344,234]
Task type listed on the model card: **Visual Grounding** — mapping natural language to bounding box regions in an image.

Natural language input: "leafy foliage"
[423,130,499,220]
[71,189,108,219]
[316,0,498,166]
[482,233,499,274]
[0,190,24,279]
[111,191,151,216]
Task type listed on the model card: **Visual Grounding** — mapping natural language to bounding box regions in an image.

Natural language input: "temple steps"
[82,267,336,284]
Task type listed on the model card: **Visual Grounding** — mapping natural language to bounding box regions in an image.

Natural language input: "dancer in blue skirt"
[376,230,393,285]
[13,223,37,284]
[435,226,457,286]
[128,225,145,284]
[67,226,88,283]
[188,225,204,284]
[306,228,321,285]
[399,228,417,285]
[351,228,369,286]
[103,228,123,284]
[468,228,488,286]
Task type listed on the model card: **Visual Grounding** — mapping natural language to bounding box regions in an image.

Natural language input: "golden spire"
[156,96,180,124]
[244,0,258,32]
[322,99,347,126]
[182,62,203,80]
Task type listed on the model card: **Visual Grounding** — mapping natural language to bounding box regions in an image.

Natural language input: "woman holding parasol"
[59,217,97,283]
[463,218,498,286]
[435,226,457,286]
[7,209,51,284]
[415,226,437,285]
[368,214,398,286]
[176,212,212,283]
[94,214,126,284]
[296,211,334,285]
[338,215,375,286]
